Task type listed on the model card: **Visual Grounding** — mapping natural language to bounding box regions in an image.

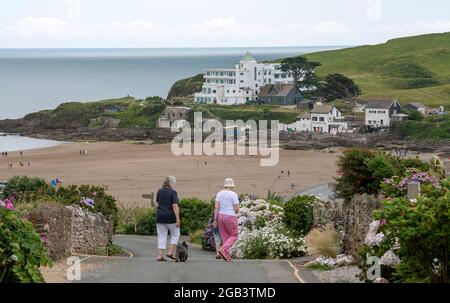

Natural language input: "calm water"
[0,47,344,120]
[0,134,61,152]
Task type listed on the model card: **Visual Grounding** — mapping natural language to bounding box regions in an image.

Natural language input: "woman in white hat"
[213,178,240,261]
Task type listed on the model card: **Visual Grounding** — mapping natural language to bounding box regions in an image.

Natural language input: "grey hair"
[162,176,176,188]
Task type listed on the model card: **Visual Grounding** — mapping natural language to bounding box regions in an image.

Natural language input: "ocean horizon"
[0,46,345,120]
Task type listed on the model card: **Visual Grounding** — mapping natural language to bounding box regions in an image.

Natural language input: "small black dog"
[176,241,188,262]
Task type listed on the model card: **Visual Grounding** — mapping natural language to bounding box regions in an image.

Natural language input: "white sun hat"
[224,178,235,188]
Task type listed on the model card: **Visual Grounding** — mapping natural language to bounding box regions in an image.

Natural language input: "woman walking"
[214,178,240,261]
[156,176,181,261]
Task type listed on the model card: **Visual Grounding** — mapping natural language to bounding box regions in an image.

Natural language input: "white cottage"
[310,104,347,134]
[364,98,403,128]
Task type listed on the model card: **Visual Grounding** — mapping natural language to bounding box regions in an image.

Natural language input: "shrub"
[179,198,214,235]
[4,176,54,203]
[307,263,335,271]
[231,198,306,259]
[202,218,217,251]
[0,207,52,283]
[334,148,430,200]
[133,208,157,235]
[55,185,119,229]
[334,148,376,200]
[358,179,450,283]
[305,225,339,258]
[117,203,149,233]
[283,195,315,235]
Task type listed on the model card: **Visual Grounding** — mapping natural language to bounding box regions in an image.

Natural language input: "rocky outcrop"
[29,203,113,259]
[167,74,204,99]
[281,131,450,154]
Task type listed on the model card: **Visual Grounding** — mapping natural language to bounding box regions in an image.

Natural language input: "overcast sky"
[1,0,449,48]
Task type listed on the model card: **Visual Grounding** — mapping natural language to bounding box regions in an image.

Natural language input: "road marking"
[121,248,134,258]
[284,260,305,283]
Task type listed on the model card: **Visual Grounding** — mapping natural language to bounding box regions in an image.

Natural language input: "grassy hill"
[22,96,166,129]
[171,33,450,107]
[303,32,450,107]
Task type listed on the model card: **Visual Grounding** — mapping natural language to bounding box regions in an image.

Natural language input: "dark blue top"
[156,187,179,224]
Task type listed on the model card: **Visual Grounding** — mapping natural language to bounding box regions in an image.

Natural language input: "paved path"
[285,183,334,202]
[75,235,301,283]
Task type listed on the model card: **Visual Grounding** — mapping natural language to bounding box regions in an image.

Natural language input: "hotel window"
[312,117,318,121]
[213,90,216,93]
[319,117,325,122]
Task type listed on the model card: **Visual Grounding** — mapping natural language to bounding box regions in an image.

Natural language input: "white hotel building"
[194,52,294,105]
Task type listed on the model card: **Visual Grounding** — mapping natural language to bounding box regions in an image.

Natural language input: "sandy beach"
[0,142,340,206]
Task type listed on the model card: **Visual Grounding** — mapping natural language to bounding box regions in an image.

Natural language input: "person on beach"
[156,176,181,262]
[214,178,240,261]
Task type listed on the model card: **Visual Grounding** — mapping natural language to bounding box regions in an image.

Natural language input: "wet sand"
[0,142,340,206]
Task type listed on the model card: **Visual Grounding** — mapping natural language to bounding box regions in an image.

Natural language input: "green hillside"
[170,33,450,107]
[304,32,450,107]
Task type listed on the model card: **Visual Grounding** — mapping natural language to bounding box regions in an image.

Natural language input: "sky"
[0,0,449,48]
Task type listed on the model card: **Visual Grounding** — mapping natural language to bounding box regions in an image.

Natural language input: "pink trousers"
[217,213,238,257]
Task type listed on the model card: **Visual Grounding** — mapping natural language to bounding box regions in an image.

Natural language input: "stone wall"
[341,194,381,257]
[312,194,380,257]
[29,204,113,259]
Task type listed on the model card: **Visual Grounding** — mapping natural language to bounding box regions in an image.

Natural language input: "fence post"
[445,159,450,178]
[407,182,421,201]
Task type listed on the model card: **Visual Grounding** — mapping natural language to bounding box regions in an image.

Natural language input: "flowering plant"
[381,172,441,198]
[229,198,306,259]
[80,197,95,208]
[0,196,15,210]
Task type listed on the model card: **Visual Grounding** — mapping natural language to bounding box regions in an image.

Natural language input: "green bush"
[4,176,54,203]
[55,184,119,229]
[366,154,396,194]
[334,148,430,200]
[358,179,450,283]
[134,208,156,236]
[283,195,315,235]
[393,114,450,140]
[179,198,214,235]
[376,189,450,283]
[0,208,52,283]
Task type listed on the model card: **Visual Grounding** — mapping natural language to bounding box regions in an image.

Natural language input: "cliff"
[167,74,204,99]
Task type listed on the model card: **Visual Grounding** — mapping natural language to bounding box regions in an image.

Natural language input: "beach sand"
[0,142,340,206]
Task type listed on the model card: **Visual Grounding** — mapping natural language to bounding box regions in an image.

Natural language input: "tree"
[280,56,321,90]
[321,73,361,102]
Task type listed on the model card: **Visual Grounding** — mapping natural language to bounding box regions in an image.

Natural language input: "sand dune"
[0,142,340,206]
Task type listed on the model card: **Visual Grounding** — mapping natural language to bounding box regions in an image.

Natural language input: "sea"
[0,46,344,151]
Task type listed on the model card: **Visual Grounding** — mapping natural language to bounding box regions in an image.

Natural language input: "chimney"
[407,182,421,201]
